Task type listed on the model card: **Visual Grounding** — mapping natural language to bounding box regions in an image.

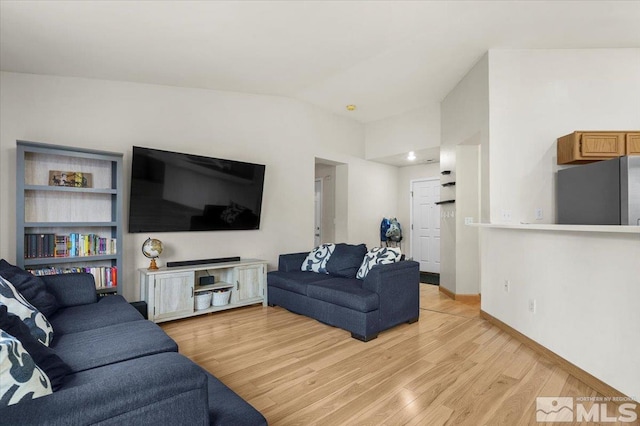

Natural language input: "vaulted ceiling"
[1,1,638,123]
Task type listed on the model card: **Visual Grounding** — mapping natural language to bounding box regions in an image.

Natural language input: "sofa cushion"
[267,271,334,296]
[326,243,367,279]
[301,243,335,274]
[0,276,54,346]
[356,247,402,279]
[0,305,71,391]
[0,259,59,317]
[1,329,52,406]
[51,320,178,373]
[0,352,211,425]
[49,295,143,335]
[307,278,379,313]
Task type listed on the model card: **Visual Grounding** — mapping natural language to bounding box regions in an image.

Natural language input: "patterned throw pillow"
[301,243,336,274]
[356,247,402,279]
[0,305,71,391]
[0,277,54,346]
[0,330,53,406]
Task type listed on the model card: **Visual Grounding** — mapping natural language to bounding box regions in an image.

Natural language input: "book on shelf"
[24,233,56,258]
[24,233,116,259]
[27,265,117,289]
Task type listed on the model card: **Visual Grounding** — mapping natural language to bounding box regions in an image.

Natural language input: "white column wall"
[440,53,489,295]
[455,145,480,295]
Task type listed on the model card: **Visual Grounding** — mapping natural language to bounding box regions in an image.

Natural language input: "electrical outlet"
[503,280,510,293]
[529,299,536,314]
[465,217,473,225]
[535,208,543,220]
[501,209,512,222]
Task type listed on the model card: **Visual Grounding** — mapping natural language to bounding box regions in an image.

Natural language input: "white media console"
[139,258,268,323]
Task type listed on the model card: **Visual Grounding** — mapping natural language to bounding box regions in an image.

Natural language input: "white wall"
[488,48,640,224]
[481,228,640,397]
[346,159,399,247]
[365,103,440,160]
[0,71,397,300]
[440,53,489,295]
[481,48,640,397]
[363,103,442,256]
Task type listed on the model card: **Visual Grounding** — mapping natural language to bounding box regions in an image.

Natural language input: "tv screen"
[128,146,265,233]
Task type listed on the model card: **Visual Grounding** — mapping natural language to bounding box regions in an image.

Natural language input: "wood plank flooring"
[161,284,636,425]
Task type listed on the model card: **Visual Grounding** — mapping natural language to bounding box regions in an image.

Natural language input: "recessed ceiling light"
[407,151,416,161]
[346,104,356,111]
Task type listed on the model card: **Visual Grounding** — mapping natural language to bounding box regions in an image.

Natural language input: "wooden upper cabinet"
[557,131,637,164]
[627,133,640,155]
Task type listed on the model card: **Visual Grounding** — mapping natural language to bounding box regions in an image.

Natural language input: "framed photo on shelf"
[48,170,93,188]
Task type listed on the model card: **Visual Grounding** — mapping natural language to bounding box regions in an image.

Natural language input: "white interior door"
[314,178,322,246]
[411,179,441,273]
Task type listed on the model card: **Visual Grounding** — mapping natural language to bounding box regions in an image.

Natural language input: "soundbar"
[166,256,241,268]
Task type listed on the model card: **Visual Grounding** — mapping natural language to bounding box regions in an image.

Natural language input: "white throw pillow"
[356,247,402,279]
[0,329,52,406]
[301,243,336,274]
[0,276,53,346]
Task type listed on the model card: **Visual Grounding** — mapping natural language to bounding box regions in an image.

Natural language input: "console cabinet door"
[234,265,264,303]
[153,271,195,321]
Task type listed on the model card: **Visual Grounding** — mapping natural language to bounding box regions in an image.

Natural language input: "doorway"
[315,158,347,244]
[314,178,323,247]
[411,178,441,273]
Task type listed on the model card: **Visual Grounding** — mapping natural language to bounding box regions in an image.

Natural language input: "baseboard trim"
[438,285,455,299]
[479,309,628,399]
[455,294,481,303]
[438,286,481,303]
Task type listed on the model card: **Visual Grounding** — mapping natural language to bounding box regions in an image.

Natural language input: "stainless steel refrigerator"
[557,156,640,225]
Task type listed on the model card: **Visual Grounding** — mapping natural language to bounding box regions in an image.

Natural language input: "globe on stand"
[142,238,163,270]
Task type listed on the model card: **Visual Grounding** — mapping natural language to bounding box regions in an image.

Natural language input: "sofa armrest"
[42,273,98,308]
[0,353,209,426]
[362,260,420,329]
[278,252,309,272]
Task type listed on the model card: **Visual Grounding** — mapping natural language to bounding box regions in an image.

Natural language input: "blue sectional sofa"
[267,248,420,342]
[0,270,266,426]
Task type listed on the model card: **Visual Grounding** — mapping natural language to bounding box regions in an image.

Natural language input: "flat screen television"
[128,146,265,233]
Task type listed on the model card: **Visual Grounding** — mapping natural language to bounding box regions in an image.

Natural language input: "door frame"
[409,177,440,265]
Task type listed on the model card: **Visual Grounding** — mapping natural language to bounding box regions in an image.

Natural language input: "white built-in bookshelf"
[16,141,123,295]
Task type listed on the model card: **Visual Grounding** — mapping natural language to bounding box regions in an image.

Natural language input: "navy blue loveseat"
[267,247,420,342]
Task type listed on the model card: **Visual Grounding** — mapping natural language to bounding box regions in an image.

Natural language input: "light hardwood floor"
[161,284,636,425]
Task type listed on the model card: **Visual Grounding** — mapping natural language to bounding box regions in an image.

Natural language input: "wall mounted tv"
[128,146,265,233]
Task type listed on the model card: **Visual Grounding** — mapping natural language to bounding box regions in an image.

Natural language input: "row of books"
[24,233,117,259]
[27,266,118,289]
